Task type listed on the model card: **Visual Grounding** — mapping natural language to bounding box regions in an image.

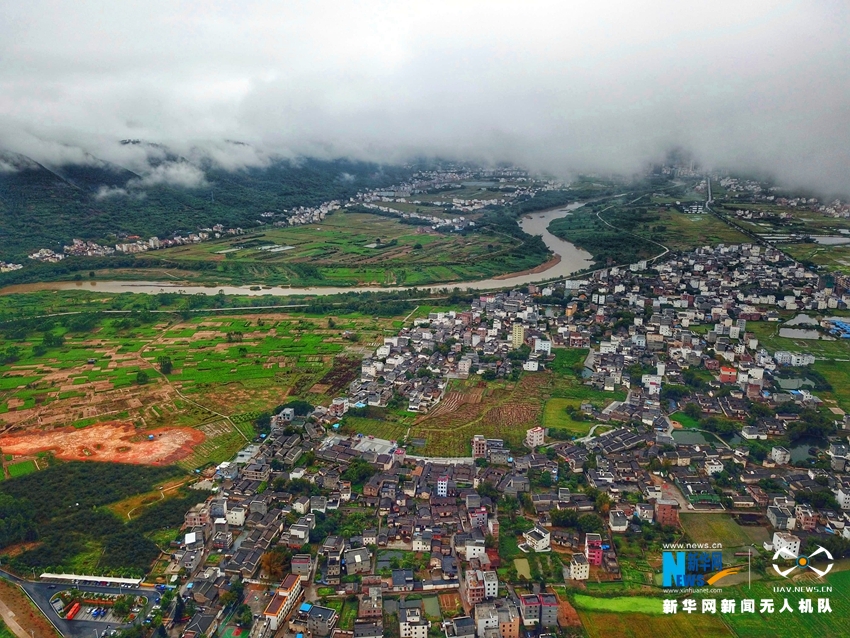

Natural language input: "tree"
[157,356,173,375]
[136,370,149,385]
[261,547,292,581]
[683,402,701,419]
[237,603,253,628]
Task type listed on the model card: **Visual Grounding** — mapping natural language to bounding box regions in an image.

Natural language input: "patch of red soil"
[0,422,205,465]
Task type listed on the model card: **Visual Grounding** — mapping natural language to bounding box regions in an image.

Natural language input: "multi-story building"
[771,446,791,465]
[483,570,498,599]
[512,323,525,349]
[525,426,545,449]
[518,594,557,627]
[654,499,680,527]
[519,594,540,626]
[571,553,590,580]
[773,532,801,558]
[184,504,210,528]
[437,475,449,498]
[263,573,303,630]
[474,603,499,638]
[539,593,558,627]
[585,532,603,566]
[497,600,521,638]
[795,505,817,532]
[465,569,485,605]
[523,525,550,552]
[472,435,488,459]
[399,605,428,638]
[359,587,383,619]
[767,506,795,530]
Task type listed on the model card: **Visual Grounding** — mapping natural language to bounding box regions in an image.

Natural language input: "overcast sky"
[0,1,848,193]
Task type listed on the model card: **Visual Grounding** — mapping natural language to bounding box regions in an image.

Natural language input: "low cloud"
[0,1,848,195]
[130,162,209,189]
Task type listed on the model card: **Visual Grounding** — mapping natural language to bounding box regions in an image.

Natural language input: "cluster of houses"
[27,225,248,263]
[149,235,850,638]
[340,293,555,415]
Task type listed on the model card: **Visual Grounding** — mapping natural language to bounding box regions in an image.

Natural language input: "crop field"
[422,596,441,620]
[438,592,462,617]
[680,513,769,548]
[716,570,850,637]
[781,242,850,274]
[341,365,623,457]
[577,610,733,638]
[388,372,623,456]
[136,210,548,286]
[5,459,37,477]
[656,210,749,250]
[0,310,393,468]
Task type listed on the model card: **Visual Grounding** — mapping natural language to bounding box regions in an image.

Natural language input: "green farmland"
[0,306,398,468]
[127,210,550,287]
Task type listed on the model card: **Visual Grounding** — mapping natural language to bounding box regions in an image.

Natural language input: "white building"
[436,476,449,498]
[225,506,245,527]
[399,607,428,638]
[483,570,498,599]
[609,510,628,533]
[570,553,590,581]
[525,426,545,449]
[523,525,551,552]
[771,446,791,465]
[534,338,552,355]
[835,484,850,510]
[773,532,801,558]
[705,459,725,475]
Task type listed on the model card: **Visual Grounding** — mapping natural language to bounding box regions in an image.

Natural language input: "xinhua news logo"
[773,545,834,579]
[663,551,741,588]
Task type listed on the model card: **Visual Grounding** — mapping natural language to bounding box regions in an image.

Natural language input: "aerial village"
[163,242,850,637]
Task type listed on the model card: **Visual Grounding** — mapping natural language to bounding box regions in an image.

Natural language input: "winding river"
[0,203,594,297]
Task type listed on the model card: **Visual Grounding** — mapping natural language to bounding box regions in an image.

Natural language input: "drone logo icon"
[773,544,834,578]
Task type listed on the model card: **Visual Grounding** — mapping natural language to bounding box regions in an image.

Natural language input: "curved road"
[0,569,156,638]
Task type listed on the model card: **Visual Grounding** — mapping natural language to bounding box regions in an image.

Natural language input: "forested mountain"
[0,148,412,258]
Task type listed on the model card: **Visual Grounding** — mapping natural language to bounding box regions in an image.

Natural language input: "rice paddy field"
[132,210,548,287]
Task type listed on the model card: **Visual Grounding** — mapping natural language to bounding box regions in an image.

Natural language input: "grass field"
[6,459,37,477]
[515,558,531,579]
[717,570,850,637]
[542,398,594,435]
[132,210,550,287]
[680,513,769,548]
[745,321,850,360]
[577,610,734,638]
[671,412,700,429]
[573,595,664,614]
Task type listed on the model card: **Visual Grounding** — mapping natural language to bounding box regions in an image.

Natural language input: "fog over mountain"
[0,1,848,193]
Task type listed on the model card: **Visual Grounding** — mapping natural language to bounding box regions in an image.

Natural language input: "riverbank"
[0,203,593,298]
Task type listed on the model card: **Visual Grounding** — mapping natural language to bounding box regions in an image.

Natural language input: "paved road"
[0,570,157,638]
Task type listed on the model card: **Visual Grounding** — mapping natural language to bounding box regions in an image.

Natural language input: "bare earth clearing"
[0,422,205,464]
